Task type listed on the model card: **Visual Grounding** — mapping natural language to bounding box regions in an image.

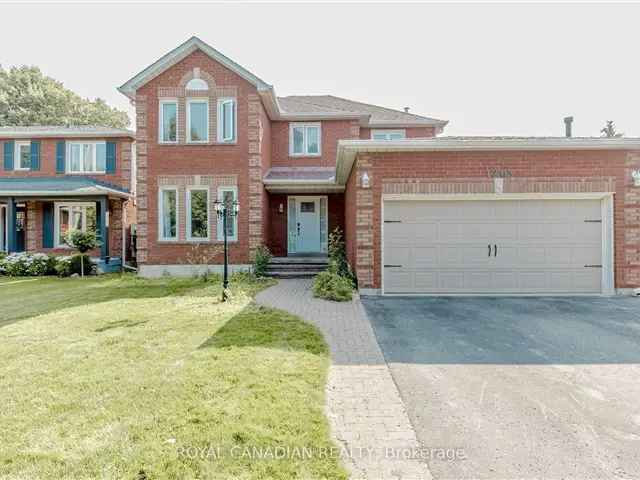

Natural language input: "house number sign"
[487,168,513,178]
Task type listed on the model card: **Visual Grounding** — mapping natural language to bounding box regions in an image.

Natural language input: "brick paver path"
[256,279,432,480]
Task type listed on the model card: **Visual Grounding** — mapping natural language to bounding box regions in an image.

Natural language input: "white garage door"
[383,199,604,294]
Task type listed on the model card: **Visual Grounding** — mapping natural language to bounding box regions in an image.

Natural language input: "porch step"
[264,256,328,279]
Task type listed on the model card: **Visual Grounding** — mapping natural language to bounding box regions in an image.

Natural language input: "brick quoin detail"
[346,150,640,290]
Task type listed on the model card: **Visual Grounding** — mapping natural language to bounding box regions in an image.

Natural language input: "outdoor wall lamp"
[213,199,240,301]
[632,170,640,187]
[361,171,370,188]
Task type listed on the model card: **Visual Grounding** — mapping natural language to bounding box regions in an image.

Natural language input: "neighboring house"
[0,127,135,268]
[114,35,640,295]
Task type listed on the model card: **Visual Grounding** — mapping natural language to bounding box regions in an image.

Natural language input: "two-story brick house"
[118,36,640,295]
[0,127,134,268]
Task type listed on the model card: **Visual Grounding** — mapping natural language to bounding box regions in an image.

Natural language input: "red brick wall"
[359,126,436,139]
[23,199,125,258]
[0,138,133,191]
[135,49,258,266]
[345,149,640,290]
[266,193,345,256]
[270,120,360,168]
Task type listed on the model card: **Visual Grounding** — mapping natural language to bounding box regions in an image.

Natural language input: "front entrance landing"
[256,279,431,479]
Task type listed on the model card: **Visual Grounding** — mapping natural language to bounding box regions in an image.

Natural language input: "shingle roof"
[277,95,447,126]
[0,176,130,197]
[0,126,135,139]
[263,167,336,183]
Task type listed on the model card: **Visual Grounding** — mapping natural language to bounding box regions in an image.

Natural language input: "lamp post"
[214,198,240,301]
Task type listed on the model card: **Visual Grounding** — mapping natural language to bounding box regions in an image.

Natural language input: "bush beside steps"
[312,227,357,302]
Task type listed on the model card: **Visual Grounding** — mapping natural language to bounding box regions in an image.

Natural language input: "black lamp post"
[214,198,240,301]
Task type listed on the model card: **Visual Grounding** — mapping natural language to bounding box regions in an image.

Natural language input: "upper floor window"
[217,98,236,143]
[290,123,321,156]
[14,141,31,170]
[67,142,106,174]
[159,99,178,143]
[186,78,209,91]
[187,98,209,143]
[371,129,406,140]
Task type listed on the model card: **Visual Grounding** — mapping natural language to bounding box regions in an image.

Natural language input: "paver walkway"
[256,279,431,480]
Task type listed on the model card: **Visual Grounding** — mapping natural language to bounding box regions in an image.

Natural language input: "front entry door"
[15,207,26,252]
[296,198,321,253]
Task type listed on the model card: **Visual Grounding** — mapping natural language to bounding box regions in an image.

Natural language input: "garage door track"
[362,296,640,479]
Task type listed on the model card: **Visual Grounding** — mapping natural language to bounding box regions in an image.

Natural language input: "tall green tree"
[0,65,129,128]
[601,120,624,138]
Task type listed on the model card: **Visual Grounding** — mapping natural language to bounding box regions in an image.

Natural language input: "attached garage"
[382,194,614,295]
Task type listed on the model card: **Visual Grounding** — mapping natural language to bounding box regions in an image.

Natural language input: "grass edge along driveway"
[0,273,347,480]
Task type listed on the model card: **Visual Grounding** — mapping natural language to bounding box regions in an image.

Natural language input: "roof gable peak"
[118,36,271,99]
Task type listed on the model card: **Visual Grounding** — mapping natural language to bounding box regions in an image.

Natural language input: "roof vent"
[404,107,410,113]
[564,116,574,138]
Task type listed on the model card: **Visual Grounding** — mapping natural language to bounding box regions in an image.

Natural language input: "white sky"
[1,2,638,137]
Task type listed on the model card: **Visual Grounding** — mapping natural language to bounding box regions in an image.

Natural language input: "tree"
[64,230,99,278]
[0,65,129,128]
[601,120,624,138]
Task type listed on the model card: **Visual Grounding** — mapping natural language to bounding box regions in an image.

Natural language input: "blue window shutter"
[30,140,41,171]
[56,141,66,173]
[4,140,14,170]
[106,142,116,174]
[42,202,54,248]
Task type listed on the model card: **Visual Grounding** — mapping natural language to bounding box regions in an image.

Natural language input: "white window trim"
[158,186,179,241]
[186,97,210,143]
[66,141,106,174]
[371,129,406,140]
[216,186,238,242]
[54,202,96,249]
[217,97,237,143]
[186,186,211,241]
[289,122,322,157]
[14,141,31,171]
[159,98,179,144]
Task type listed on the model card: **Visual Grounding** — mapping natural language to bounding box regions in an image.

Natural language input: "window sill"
[157,239,239,245]
[289,153,322,158]
[66,172,107,175]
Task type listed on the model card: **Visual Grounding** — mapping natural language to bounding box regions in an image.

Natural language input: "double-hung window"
[55,203,97,248]
[159,99,178,143]
[67,142,106,174]
[14,141,31,170]
[217,186,238,241]
[371,130,406,140]
[290,123,321,156]
[159,187,178,241]
[187,98,209,143]
[187,187,210,241]
[217,98,236,143]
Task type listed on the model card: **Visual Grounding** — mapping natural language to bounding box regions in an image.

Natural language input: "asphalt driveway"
[362,296,640,479]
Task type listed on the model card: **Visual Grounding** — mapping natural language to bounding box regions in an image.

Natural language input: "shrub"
[312,271,353,302]
[253,245,272,277]
[0,252,52,276]
[327,227,356,287]
[55,255,94,277]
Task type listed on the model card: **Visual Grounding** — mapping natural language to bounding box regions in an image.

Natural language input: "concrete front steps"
[265,256,328,279]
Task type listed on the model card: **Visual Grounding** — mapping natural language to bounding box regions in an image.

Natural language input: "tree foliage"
[601,120,624,138]
[0,65,130,128]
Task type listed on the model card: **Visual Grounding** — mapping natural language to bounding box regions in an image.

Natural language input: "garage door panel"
[383,199,605,294]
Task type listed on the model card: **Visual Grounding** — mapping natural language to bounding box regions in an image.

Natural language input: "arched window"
[186,78,209,91]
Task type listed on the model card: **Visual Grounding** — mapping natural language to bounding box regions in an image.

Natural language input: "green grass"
[0,274,347,480]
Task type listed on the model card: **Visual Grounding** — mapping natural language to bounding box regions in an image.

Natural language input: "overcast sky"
[1,2,638,137]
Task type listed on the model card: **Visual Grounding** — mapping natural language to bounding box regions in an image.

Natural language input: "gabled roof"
[118,36,272,99]
[278,95,447,127]
[0,176,130,198]
[0,126,134,139]
[118,37,447,129]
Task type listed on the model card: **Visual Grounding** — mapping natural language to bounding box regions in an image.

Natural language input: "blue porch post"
[99,196,109,261]
[6,197,17,253]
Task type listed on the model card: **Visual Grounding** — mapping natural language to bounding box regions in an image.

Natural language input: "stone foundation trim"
[138,264,252,278]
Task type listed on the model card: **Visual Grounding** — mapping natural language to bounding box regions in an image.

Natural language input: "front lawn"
[0,274,347,479]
